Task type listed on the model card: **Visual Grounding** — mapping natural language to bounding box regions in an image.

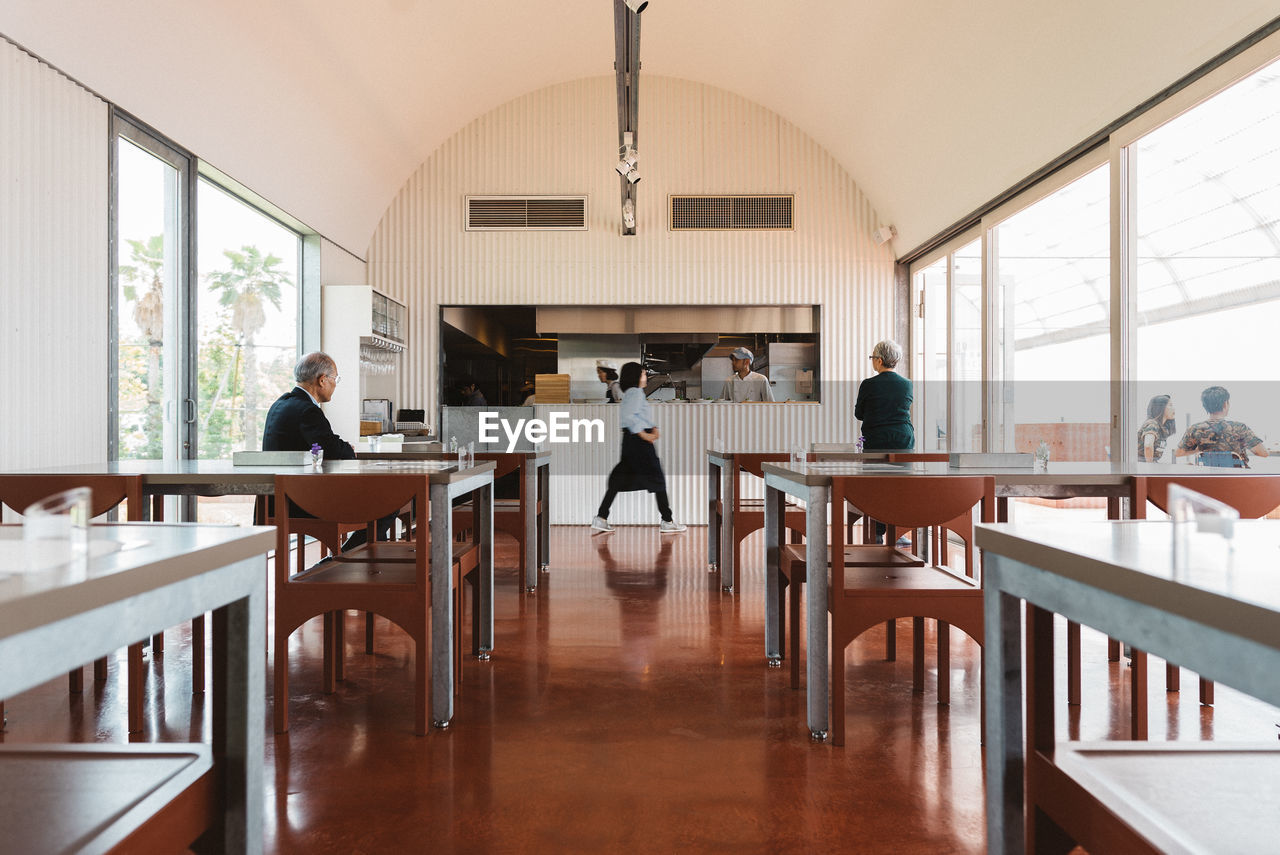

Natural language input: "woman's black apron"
[606,430,667,494]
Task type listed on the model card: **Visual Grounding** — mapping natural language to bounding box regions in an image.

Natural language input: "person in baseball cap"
[596,359,623,402]
[720,346,774,402]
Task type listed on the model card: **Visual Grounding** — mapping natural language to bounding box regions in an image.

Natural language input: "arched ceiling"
[3,1,1277,258]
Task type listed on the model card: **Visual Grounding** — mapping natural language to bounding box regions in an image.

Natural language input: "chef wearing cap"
[597,359,624,403]
[719,347,774,402]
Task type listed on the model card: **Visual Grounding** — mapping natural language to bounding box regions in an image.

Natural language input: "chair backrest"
[886,453,949,463]
[476,453,523,480]
[275,473,424,526]
[0,474,144,521]
[834,475,995,531]
[735,452,790,480]
[273,473,428,583]
[1133,475,1280,519]
[1200,451,1247,469]
[829,475,995,591]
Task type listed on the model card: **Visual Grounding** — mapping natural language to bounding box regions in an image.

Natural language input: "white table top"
[0,523,275,642]
[2,458,496,487]
[762,458,1280,489]
[977,518,1280,652]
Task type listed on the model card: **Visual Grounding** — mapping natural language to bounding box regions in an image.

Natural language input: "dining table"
[0,457,496,728]
[978,517,1280,854]
[0,521,273,854]
[758,457,1280,740]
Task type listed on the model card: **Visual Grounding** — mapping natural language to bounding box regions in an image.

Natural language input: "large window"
[197,180,301,457]
[992,164,1110,460]
[1132,57,1280,460]
[114,131,187,462]
[950,240,983,452]
[911,257,948,450]
[113,116,307,525]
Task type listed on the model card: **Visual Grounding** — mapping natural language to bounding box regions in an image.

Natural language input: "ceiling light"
[872,224,897,245]
[622,198,636,229]
[615,148,638,177]
[624,0,649,13]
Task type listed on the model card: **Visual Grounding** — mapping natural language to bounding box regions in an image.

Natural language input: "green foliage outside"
[117,237,296,460]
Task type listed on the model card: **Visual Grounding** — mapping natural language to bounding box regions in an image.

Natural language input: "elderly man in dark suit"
[263,351,356,459]
[264,352,393,547]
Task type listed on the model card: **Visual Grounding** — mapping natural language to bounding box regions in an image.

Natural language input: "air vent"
[465,196,587,231]
[669,195,794,230]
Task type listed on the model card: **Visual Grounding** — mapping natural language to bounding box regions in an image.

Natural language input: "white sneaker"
[659,519,687,534]
[591,516,614,533]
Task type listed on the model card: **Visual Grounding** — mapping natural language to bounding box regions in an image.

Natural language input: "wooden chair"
[272,474,479,735]
[727,453,808,589]
[780,475,994,746]
[1128,474,1280,733]
[451,454,538,582]
[813,451,952,664]
[255,495,380,657]
[0,475,144,732]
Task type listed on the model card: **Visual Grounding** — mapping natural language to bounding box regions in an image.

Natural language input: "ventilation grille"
[669,195,794,230]
[465,196,587,231]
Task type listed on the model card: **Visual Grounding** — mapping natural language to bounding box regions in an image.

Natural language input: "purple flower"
[310,443,322,454]
[855,436,865,451]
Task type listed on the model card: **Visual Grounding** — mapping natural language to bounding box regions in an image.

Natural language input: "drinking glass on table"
[23,486,91,552]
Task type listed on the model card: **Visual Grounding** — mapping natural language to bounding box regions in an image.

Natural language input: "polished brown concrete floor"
[4,526,1279,853]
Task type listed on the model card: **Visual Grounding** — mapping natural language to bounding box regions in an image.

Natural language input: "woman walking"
[592,362,686,533]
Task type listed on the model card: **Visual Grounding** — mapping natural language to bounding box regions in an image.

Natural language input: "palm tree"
[118,235,166,458]
[205,246,289,449]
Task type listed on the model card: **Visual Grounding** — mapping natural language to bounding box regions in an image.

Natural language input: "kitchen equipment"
[361,398,392,433]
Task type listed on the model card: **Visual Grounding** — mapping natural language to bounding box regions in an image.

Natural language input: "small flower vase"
[310,444,324,469]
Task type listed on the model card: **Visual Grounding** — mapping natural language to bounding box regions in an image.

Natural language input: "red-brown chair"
[255,494,380,660]
[452,453,538,582]
[0,475,144,732]
[780,475,994,746]
[272,474,479,735]
[814,452,954,664]
[727,453,808,592]
[1128,474,1280,734]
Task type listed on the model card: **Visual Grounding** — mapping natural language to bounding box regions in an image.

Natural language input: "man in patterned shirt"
[1174,385,1270,463]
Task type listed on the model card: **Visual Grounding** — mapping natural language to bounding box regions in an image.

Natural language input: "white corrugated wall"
[367,75,895,523]
[0,39,108,472]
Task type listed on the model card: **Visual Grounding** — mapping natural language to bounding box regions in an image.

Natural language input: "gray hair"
[294,351,337,384]
[871,339,903,369]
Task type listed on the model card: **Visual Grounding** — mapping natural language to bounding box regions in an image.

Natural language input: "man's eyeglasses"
[328,373,342,386]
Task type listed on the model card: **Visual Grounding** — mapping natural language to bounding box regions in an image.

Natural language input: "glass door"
[911,258,949,450]
[112,120,194,475]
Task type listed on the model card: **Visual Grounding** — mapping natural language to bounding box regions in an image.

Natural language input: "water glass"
[23,486,91,551]
[790,445,805,466]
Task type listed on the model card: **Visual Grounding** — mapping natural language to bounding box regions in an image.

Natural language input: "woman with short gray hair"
[870,339,903,369]
[855,339,913,451]
[855,339,914,544]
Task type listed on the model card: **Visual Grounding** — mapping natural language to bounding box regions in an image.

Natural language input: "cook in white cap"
[719,346,774,402]
[596,359,624,403]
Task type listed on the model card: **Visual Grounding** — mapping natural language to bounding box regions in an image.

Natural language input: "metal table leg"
[805,484,829,740]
